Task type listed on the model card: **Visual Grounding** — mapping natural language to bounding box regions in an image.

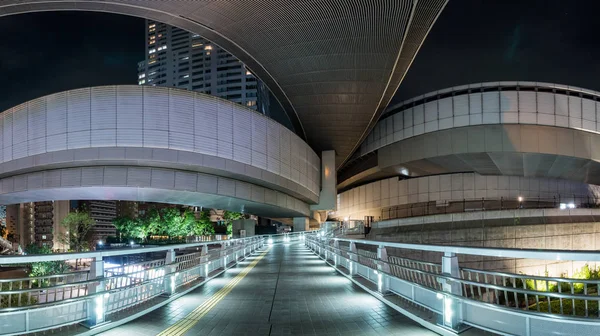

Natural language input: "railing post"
[333,240,339,267]
[82,256,106,328]
[162,249,177,297]
[220,242,228,269]
[439,252,466,332]
[376,245,390,294]
[349,242,358,277]
[201,245,210,278]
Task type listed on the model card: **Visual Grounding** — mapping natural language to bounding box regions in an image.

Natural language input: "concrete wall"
[336,173,600,221]
[360,82,600,158]
[368,209,600,277]
[0,86,320,203]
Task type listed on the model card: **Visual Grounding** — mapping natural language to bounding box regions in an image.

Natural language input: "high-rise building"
[6,201,70,250]
[83,200,118,242]
[138,20,268,113]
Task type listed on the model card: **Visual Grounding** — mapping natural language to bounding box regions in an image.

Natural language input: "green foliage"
[0,283,38,307]
[113,206,198,242]
[59,211,95,252]
[531,299,599,317]
[193,210,215,236]
[24,244,68,280]
[222,211,244,236]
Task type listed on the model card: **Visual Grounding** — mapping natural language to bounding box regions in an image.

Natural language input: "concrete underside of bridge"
[0,0,448,167]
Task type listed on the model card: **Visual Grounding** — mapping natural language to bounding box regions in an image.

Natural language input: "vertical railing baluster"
[558,281,563,315]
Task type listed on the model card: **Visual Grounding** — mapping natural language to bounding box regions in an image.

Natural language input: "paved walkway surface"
[98,242,441,336]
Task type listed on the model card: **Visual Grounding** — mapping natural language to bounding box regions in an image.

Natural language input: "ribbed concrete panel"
[0,167,310,217]
[337,172,600,220]
[0,86,319,203]
[358,82,600,161]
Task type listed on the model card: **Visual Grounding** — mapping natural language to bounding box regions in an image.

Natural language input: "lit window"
[138,80,146,85]
[246,100,256,107]
[192,34,200,38]
[246,70,252,75]
[183,74,189,78]
[149,48,156,54]
[192,43,203,48]
[138,74,146,79]
[149,24,156,29]
[204,45,213,50]
[148,60,156,65]
[181,56,189,60]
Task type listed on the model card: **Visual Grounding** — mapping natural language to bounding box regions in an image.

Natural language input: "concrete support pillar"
[376,246,390,294]
[293,217,309,232]
[82,256,106,328]
[310,150,337,211]
[440,252,465,332]
[163,249,177,296]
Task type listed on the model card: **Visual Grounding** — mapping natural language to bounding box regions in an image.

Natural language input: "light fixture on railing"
[518,196,523,202]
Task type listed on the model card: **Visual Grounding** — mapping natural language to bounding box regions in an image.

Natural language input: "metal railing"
[0,232,307,335]
[306,234,600,336]
[380,195,600,221]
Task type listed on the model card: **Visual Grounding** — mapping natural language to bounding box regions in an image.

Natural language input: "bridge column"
[348,242,358,277]
[376,246,391,294]
[163,249,177,296]
[82,256,106,328]
[293,217,309,232]
[440,252,465,332]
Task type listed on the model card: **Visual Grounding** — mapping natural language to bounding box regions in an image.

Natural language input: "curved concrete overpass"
[0,0,448,166]
[339,82,600,190]
[0,86,318,217]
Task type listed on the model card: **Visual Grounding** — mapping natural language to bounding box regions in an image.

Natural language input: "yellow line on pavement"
[157,247,271,336]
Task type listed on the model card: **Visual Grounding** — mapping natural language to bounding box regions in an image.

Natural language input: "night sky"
[0,1,599,112]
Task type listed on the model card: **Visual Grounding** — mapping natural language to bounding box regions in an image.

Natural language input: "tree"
[222,211,244,236]
[59,211,95,252]
[193,210,215,236]
[161,208,194,238]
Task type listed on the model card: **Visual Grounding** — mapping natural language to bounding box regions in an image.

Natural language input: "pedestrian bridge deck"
[97,242,445,336]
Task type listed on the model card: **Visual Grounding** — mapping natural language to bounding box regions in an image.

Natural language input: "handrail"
[0,232,306,264]
[330,237,600,261]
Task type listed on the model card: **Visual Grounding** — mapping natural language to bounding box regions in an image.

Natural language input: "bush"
[0,283,38,307]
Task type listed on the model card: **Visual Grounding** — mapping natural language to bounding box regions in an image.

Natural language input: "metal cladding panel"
[117,86,143,129]
[234,108,252,150]
[117,129,143,147]
[3,113,12,162]
[103,167,127,186]
[144,129,169,149]
[127,168,152,187]
[174,171,197,191]
[195,134,218,156]
[28,98,46,143]
[518,91,536,113]
[61,168,81,187]
[217,100,233,143]
[569,95,582,118]
[151,169,175,189]
[252,114,267,156]
[195,94,218,140]
[169,132,194,152]
[555,94,568,116]
[582,98,596,122]
[424,101,437,122]
[279,126,291,166]
[404,108,413,127]
[144,87,169,131]
[500,91,518,112]
[413,104,424,125]
[67,130,91,149]
[453,95,469,116]
[169,90,194,136]
[217,178,235,197]
[233,144,252,165]
[81,167,104,186]
[12,104,28,159]
[68,88,91,133]
[196,173,218,193]
[27,172,43,189]
[482,92,498,113]
[91,86,117,130]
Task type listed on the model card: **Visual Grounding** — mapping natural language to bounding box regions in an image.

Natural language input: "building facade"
[137,20,268,113]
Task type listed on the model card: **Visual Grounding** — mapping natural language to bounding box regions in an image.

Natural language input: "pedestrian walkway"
[98,242,441,336]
